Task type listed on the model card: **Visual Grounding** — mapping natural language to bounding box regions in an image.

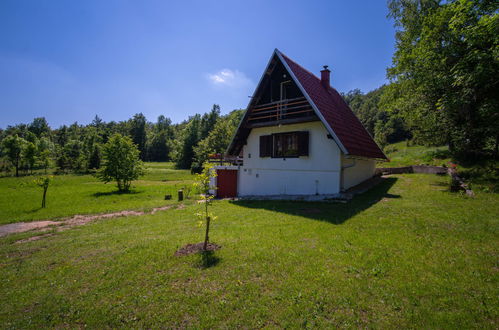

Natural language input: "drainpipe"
[340,158,356,192]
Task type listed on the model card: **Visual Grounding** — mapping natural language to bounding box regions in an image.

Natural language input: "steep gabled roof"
[278,50,387,160]
[227,49,387,160]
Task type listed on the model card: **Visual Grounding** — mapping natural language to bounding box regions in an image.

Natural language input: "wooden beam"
[249,104,312,117]
[252,97,306,112]
[247,116,320,128]
[248,109,314,121]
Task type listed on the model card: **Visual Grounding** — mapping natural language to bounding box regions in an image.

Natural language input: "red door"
[216,169,238,198]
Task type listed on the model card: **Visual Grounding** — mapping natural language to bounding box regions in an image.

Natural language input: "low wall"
[375,165,474,197]
[375,165,447,176]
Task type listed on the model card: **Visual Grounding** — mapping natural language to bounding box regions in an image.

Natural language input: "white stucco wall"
[239,121,342,196]
[341,156,376,190]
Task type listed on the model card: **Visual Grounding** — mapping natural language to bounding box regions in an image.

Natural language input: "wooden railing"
[248,97,314,122]
[207,154,243,166]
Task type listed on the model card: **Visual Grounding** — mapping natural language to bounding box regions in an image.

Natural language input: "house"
[214,49,387,198]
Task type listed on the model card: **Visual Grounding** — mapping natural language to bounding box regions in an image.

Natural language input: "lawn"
[0,162,195,224]
[379,141,451,168]
[0,173,497,328]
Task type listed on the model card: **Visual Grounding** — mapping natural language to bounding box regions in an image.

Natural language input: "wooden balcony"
[247,97,317,128]
[208,153,243,166]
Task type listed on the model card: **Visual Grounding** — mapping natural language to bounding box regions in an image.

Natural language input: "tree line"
[0,106,244,176]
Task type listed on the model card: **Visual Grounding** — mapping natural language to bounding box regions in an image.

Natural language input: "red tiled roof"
[279,51,387,160]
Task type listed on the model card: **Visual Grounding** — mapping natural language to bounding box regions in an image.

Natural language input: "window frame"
[259,131,309,159]
[272,131,300,158]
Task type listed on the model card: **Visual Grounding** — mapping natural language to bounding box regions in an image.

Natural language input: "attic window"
[259,131,309,158]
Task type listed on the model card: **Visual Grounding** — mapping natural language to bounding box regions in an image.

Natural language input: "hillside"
[378,141,451,168]
[379,141,498,193]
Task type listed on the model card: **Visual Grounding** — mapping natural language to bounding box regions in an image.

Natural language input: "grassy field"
[379,141,451,168]
[1,173,497,328]
[0,162,195,224]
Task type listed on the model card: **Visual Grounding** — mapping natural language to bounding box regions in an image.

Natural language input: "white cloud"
[207,69,252,88]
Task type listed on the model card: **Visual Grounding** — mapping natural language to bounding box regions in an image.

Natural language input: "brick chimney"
[320,65,330,89]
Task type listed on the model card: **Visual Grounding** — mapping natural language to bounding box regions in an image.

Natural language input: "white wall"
[239,121,342,196]
[341,156,376,190]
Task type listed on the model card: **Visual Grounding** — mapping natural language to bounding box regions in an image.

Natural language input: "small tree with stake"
[34,176,52,208]
[194,164,217,251]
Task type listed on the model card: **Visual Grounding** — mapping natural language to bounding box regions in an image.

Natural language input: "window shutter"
[259,135,272,157]
[298,131,309,156]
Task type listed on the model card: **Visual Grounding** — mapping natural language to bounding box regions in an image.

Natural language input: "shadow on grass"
[197,250,220,269]
[26,207,43,214]
[230,177,399,225]
[92,190,142,197]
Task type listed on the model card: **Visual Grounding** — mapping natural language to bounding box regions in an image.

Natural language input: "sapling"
[34,176,52,208]
[194,164,217,250]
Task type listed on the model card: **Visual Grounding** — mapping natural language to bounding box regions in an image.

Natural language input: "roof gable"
[227,49,387,160]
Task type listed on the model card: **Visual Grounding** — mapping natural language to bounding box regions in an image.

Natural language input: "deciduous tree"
[1,135,26,177]
[387,0,499,157]
[97,134,144,192]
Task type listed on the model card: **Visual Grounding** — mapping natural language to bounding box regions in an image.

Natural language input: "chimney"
[320,65,330,89]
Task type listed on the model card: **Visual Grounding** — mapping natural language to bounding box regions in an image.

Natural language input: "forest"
[0,0,497,176]
[0,107,244,176]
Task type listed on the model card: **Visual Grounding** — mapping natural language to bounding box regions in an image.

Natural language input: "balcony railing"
[207,153,243,166]
[247,97,315,123]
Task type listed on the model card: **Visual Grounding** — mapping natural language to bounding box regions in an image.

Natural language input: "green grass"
[0,162,195,224]
[379,141,451,168]
[379,141,499,192]
[0,174,497,328]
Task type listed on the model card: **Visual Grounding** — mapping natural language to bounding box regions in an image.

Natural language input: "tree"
[194,164,217,251]
[191,109,244,172]
[156,115,172,132]
[174,114,201,169]
[199,104,221,139]
[28,117,50,138]
[387,0,499,158]
[62,139,86,172]
[97,133,144,192]
[91,115,104,128]
[1,135,26,177]
[34,176,52,208]
[146,115,173,161]
[88,145,101,170]
[130,113,147,160]
[37,137,53,173]
[23,141,37,174]
[146,130,171,161]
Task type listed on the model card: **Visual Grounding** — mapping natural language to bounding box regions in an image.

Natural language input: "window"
[274,132,299,157]
[259,131,309,158]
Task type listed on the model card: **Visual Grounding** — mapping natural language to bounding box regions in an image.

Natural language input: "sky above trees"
[0,0,396,128]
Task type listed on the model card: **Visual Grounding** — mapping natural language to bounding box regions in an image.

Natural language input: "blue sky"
[0,0,396,128]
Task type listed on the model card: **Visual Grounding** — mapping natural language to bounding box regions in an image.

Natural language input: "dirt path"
[0,204,185,242]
